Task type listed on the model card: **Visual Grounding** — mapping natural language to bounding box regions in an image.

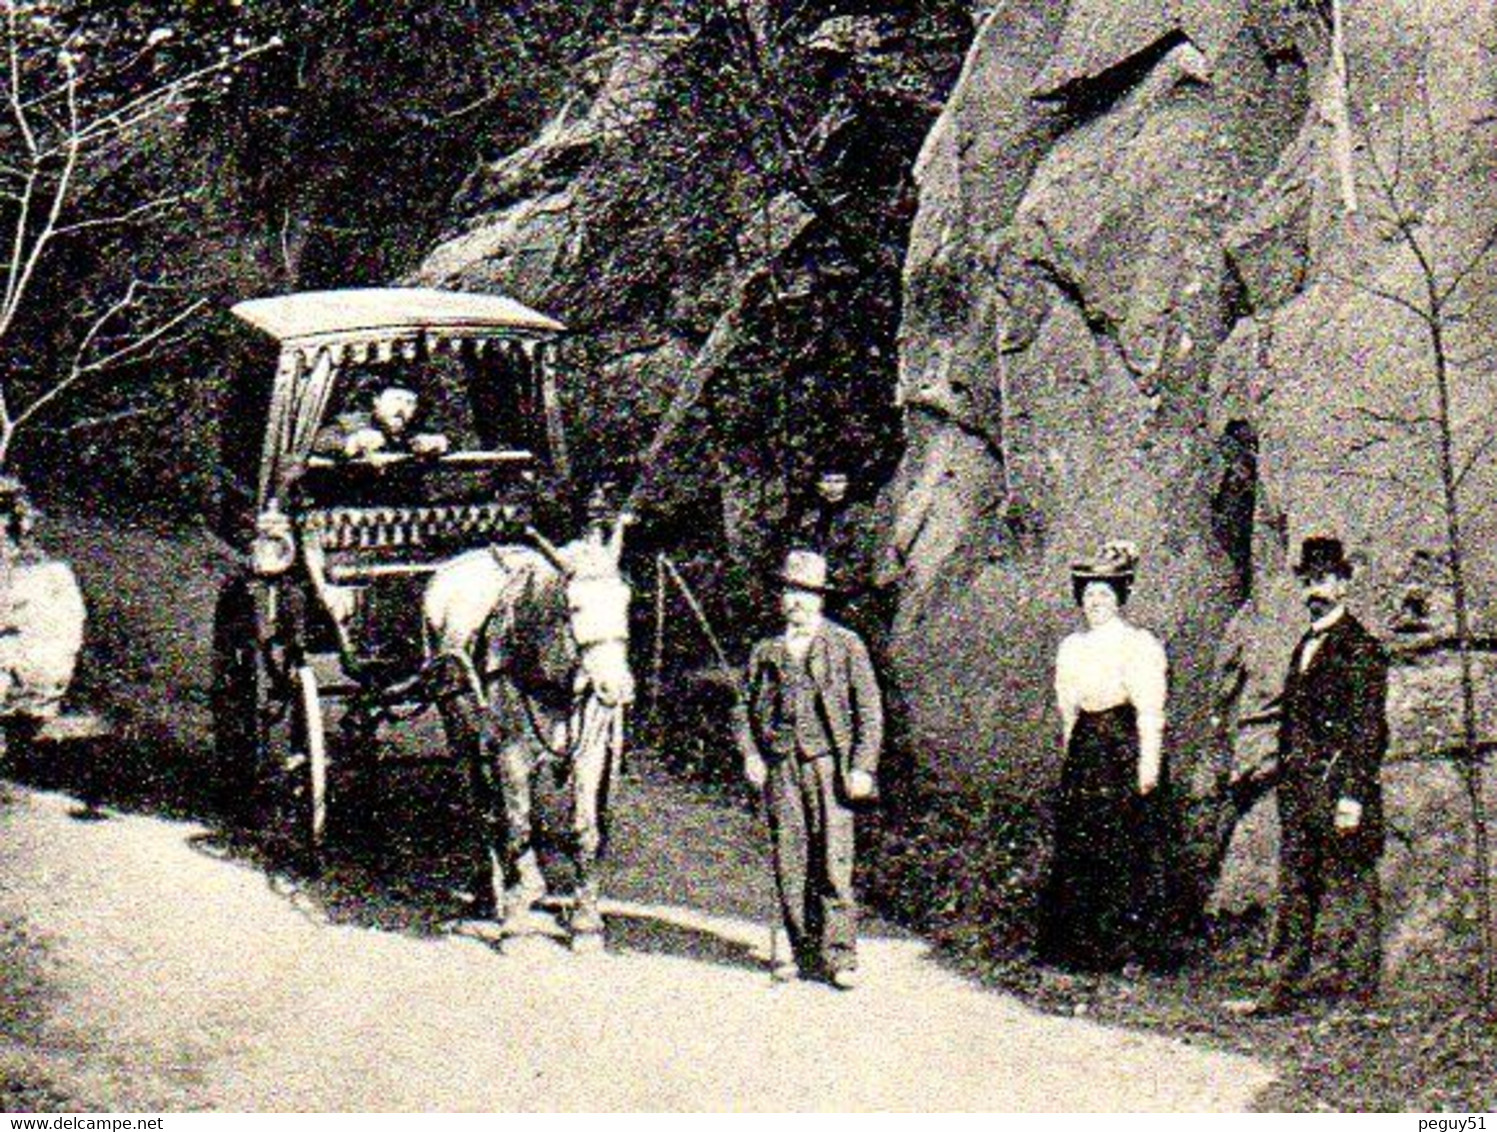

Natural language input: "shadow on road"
[603,905,765,973]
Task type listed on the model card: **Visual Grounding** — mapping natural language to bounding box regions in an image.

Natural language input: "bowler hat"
[1070,539,1139,582]
[1294,536,1353,579]
[778,548,833,593]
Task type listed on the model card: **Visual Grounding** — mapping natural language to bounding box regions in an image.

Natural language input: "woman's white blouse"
[1054,619,1168,761]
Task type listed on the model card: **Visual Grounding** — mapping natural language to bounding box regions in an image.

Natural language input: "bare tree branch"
[1299,462,1437,499]
[0,15,279,462]
[718,2,899,276]
[1361,132,1444,309]
[38,403,156,434]
[428,88,501,127]
[12,283,205,432]
[1455,424,1497,493]
[53,192,188,237]
[16,38,169,117]
[68,39,278,151]
[1349,403,1439,430]
[1387,99,1409,201]
[1449,343,1497,369]
[0,57,77,339]
[1341,432,1392,458]
[2,167,37,316]
[6,1,36,159]
[1439,223,1497,308]
[1323,266,1433,323]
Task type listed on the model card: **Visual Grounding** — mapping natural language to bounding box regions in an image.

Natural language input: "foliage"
[862,783,1051,960]
[0,0,275,468]
[8,0,636,511]
[576,1,966,497]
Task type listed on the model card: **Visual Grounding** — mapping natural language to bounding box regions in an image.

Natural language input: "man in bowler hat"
[735,549,884,988]
[1258,536,1390,1012]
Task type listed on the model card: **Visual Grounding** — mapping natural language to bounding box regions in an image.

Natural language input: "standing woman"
[1040,540,1169,973]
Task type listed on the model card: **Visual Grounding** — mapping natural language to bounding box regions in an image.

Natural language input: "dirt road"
[0,763,1274,1112]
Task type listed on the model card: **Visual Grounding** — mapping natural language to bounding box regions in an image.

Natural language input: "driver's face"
[373,388,418,436]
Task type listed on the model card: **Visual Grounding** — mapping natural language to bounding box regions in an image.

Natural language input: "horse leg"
[495,731,547,929]
[567,706,616,951]
[430,652,505,919]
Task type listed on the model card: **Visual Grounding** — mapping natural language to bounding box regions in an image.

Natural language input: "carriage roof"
[222,288,570,512]
[230,287,566,351]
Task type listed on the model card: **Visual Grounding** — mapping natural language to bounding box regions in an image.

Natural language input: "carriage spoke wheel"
[288,664,329,858]
[212,580,328,868]
[212,579,286,831]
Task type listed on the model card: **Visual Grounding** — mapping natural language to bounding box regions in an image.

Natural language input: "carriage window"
[313,360,477,457]
[297,352,537,508]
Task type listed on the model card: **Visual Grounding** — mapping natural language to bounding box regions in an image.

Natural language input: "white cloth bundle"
[0,558,85,718]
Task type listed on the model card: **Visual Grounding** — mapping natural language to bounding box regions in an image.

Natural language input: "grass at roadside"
[904,870,1497,1112]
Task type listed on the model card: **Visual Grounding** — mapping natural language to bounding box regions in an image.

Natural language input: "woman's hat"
[1293,536,1353,579]
[778,548,833,593]
[1071,539,1140,581]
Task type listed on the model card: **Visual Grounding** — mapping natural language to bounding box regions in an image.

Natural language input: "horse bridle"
[503,527,631,767]
[524,526,632,663]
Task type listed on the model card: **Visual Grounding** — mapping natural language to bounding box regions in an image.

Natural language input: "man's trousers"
[1271,811,1383,999]
[764,755,857,974]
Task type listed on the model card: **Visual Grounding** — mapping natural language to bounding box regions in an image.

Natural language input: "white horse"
[423,522,633,948]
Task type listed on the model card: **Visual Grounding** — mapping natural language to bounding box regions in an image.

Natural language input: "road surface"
[0,762,1273,1111]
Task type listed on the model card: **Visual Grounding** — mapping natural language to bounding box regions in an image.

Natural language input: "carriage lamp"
[251,502,296,577]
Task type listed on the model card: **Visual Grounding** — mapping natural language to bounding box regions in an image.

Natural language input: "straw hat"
[1070,539,1139,582]
[777,548,833,594]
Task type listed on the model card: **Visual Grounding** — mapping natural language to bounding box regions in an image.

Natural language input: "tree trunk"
[1430,314,1495,1008]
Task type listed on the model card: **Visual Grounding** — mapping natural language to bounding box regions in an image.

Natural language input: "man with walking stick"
[734,549,884,989]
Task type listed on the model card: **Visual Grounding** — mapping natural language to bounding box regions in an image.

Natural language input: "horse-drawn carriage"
[211,289,634,944]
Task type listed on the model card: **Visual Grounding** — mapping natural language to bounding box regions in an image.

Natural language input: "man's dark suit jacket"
[1278,610,1390,862]
[735,619,883,799]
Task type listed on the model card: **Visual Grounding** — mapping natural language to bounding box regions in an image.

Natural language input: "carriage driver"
[315,384,450,461]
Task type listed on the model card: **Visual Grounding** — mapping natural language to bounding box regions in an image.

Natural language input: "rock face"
[417,0,1497,970]
[416,6,967,629]
[892,0,1313,798]
[889,0,1497,964]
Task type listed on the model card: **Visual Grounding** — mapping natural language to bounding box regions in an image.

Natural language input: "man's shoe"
[830,967,861,991]
[771,962,800,984]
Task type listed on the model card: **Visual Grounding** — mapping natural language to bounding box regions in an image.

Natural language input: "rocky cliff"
[417,4,967,629]
[888,0,1497,968]
[415,0,1497,972]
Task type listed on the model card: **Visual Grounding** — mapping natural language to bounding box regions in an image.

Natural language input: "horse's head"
[531,521,635,708]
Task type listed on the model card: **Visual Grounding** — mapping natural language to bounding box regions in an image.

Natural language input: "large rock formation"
[888,0,1497,968]
[888,1,1321,856]
[417,5,967,633]
[410,0,1497,973]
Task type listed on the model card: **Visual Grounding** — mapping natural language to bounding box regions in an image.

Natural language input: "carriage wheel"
[212,580,327,863]
[211,578,288,828]
[290,663,329,855]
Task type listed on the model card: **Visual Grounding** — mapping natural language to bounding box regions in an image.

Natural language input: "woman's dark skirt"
[1039,703,1177,973]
